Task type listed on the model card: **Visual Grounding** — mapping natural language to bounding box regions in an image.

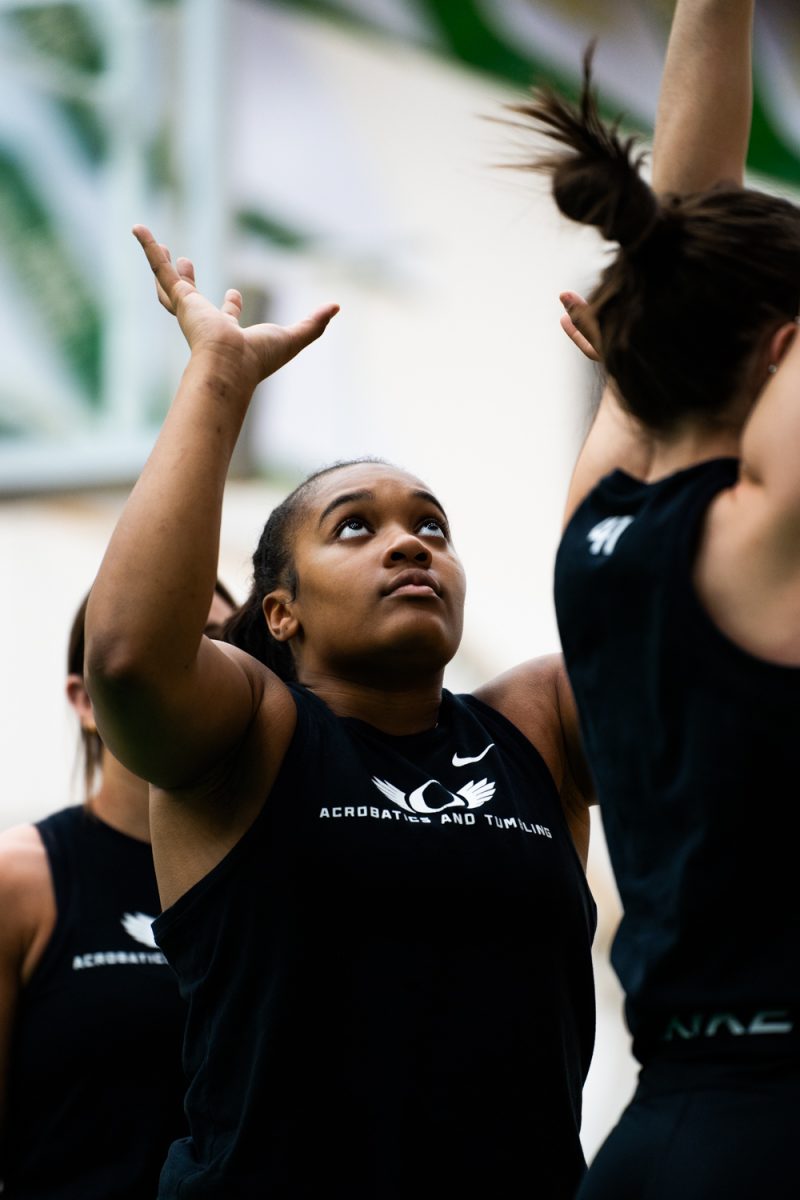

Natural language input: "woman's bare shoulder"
[473,654,566,783]
[473,656,593,867]
[0,822,50,887]
[0,821,56,981]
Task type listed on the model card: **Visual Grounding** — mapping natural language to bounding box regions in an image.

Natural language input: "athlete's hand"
[559,291,601,363]
[133,224,339,390]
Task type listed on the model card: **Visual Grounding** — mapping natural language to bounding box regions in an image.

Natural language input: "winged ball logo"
[121,911,158,948]
[319,741,551,838]
[371,742,497,815]
[372,775,495,815]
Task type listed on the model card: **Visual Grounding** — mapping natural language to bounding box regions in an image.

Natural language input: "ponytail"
[515,46,660,254]
[510,46,800,432]
[67,592,103,802]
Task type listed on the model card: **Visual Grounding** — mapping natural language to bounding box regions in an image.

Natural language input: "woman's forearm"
[86,348,251,688]
[652,0,754,194]
[85,231,337,783]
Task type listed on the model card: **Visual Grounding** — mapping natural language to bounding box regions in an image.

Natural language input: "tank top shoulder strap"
[29,805,85,987]
[455,691,560,800]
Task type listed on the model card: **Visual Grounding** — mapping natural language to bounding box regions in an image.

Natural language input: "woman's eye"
[336,518,371,540]
[418,519,447,539]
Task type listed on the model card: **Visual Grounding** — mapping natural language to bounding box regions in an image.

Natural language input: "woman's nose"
[384,532,432,566]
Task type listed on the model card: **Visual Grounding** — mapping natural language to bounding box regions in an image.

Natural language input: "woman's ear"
[262,592,300,643]
[767,320,798,373]
[66,675,97,732]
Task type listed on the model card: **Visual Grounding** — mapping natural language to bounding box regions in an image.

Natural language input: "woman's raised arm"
[85,228,338,789]
[652,0,754,194]
[702,319,800,633]
[560,0,755,525]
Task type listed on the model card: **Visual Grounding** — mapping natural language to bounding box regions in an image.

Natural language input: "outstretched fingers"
[175,256,196,286]
[559,291,602,362]
[221,289,243,320]
[291,303,341,346]
[132,225,340,375]
[265,304,340,373]
[132,225,197,314]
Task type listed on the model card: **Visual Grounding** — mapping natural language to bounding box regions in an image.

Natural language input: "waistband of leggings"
[633,1006,800,1064]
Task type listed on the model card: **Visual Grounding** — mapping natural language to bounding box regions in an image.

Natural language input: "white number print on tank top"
[586,515,634,556]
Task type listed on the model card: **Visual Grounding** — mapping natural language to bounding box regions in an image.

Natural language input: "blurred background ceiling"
[1,0,798,493]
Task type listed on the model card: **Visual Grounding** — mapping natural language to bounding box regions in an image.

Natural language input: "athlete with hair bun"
[517,1,800,1196]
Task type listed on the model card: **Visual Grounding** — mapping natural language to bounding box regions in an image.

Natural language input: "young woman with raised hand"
[0,583,234,1198]
[82,225,600,1196]
[515,1,800,1195]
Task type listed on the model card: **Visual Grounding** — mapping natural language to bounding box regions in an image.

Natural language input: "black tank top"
[3,806,187,1199]
[153,685,596,1199]
[555,459,800,1062]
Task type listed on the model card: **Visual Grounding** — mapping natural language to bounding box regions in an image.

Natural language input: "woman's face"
[205,589,235,638]
[268,463,466,685]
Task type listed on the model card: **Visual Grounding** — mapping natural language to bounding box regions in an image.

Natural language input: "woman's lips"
[384,569,441,597]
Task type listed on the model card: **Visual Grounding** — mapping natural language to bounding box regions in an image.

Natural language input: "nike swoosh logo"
[451,743,494,768]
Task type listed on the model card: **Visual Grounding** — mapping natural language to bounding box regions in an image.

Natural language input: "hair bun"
[552,151,659,251]
[511,44,661,252]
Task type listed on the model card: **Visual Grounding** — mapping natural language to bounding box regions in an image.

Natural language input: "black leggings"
[577,1054,800,1200]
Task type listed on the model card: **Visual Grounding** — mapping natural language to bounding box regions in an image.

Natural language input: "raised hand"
[133,225,339,391]
[559,291,601,363]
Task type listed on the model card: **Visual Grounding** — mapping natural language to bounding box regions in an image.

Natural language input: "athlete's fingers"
[559,291,601,362]
[280,304,340,355]
[560,313,601,362]
[153,244,177,311]
[132,225,195,313]
[221,289,243,319]
[257,303,340,375]
[175,256,196,286]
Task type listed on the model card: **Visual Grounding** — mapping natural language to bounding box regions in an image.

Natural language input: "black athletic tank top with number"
[555,458,800,1063]
[3,806,187,1199]
[153,685,596,1199]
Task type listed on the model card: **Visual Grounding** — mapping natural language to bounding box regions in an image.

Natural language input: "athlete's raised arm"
[558,0,755,524]
[558,291,653,528]
[652,0,754,194]
[694,317,800,660]
[85,228,338,790]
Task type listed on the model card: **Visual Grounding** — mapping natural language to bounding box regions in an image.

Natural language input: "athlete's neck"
[645,421,741,482]
[300,672,443,735]
[88,752,152,843]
